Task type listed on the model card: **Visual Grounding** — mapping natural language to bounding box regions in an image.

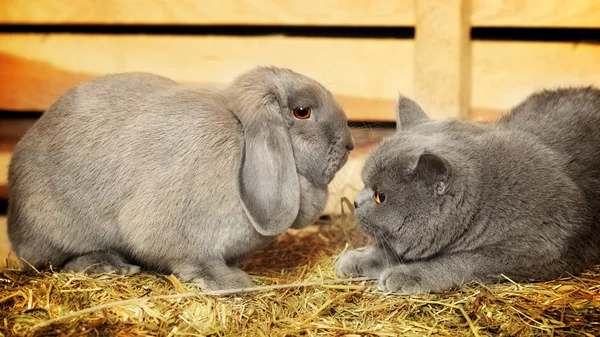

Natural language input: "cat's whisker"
[374,237,392,269]
[374,227,403,267]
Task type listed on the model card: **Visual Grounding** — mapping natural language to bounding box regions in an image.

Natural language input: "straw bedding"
[1,214,599,337]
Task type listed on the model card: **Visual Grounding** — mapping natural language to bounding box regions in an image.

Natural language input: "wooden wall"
[1,0,600,211]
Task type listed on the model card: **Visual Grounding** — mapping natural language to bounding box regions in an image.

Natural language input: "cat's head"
[355,96,477,261]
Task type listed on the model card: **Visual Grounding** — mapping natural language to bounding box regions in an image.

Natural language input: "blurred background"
[1,0,599,260]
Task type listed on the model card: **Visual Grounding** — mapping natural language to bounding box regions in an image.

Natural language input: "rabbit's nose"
[345,134,355,151]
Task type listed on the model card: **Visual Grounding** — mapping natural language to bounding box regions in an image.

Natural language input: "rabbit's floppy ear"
[396,95,429,131]
[236,90,300,237]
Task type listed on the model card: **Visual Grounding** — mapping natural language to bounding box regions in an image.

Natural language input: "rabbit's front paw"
[191,267,254,292]
[335,248,384,278]
[379,265,426,294]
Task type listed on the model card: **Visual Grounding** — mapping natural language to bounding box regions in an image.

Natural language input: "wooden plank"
[413,0,471,120]
[1,0,416,26]
[0,140,15,200]
[0,152,9,199]
[4,0,599,28]
[470,41,600,121]
[0,217,18,266]
[0,34,412,122]
[472,0,600,28]
[3,37,600,123]
[0,119,38,141]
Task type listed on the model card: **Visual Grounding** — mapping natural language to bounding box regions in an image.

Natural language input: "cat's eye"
[292,107,311,119]
[374,191,386,204]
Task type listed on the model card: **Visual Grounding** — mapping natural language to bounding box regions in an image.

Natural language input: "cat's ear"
[413,152,451,195]
[396,95,429,131]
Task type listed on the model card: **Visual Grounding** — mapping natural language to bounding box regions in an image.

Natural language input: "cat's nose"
[354,188,372,209]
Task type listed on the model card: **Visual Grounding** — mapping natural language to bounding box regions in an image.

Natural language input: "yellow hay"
[1,215,600,337]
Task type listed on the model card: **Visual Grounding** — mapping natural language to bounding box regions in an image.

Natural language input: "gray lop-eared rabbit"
[9,67,354,290]
[336,87,600,293]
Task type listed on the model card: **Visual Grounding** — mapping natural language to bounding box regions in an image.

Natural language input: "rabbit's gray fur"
[8,67,354,290]
[336,87,600,293]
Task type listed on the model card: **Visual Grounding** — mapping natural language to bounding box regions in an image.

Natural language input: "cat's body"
[336,87,600,293]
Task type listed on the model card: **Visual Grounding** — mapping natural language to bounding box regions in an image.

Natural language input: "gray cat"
[8,67,354,290]
[336,87,600,293]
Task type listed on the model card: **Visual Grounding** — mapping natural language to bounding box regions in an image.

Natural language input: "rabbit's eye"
[292,107,311,119]
[374,191,386,204]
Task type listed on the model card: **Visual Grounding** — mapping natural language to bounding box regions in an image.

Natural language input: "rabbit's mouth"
[324,152,349,183]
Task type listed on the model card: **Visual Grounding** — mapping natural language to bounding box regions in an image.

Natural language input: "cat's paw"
[335,249,384,278]
[379,265,426,294]
[336,250,366,277]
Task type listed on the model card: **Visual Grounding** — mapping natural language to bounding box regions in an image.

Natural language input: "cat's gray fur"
[9,67,354,290]
[336,87,600,293]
